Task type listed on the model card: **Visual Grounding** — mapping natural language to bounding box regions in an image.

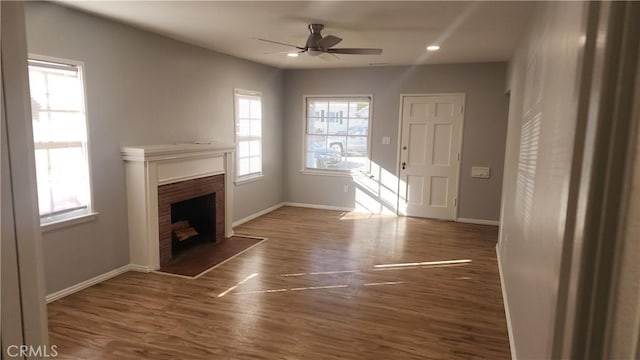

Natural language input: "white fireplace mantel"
[122,142,235,271]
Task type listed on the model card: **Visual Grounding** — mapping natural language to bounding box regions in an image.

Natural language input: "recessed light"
[426,45,440,52]
[287,52,299,58]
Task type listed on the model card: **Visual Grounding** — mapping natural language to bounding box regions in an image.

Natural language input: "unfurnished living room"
[2,1,640,359]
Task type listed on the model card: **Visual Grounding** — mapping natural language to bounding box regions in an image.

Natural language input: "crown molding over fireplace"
[121,142,235,271]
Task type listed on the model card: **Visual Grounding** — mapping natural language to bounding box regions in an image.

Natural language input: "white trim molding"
[497,246,518,360]
[456,217,500,226]
[233,202,284,227]
[46,264,150,303]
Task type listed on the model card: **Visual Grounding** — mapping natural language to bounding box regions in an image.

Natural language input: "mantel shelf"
[121,142,235,162]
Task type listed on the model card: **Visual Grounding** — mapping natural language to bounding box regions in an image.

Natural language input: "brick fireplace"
[122,143,234,271]
[157,175,224,266]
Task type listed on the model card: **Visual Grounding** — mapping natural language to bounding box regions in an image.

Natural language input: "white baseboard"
[282,202,356,212]
[127,264,152,273]
[46,264,132,303]
[232,202,284,227]
[457,217,500,226]
[497,246,518,360]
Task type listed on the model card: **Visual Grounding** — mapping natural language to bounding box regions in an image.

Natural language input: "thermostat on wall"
[471,167,490,179]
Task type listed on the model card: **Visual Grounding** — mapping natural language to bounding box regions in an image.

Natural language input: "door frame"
[395,93,466,220]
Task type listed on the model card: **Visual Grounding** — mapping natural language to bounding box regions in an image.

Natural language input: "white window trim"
[28,54,97,228]
[301,94,374,176]
[41,211,99,233]
[234,88,263,184]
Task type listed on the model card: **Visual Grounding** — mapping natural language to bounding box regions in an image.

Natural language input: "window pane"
[348,101,370,118]
[250,99,261,119]
[238,141,250,158]
[36,146,89,215]
[327,101,348,131]
[238,158,250,176]
[347,118,369,136]
[308,117,327,135]
[32,111,51,143]
[250,118,261,137]
[249,140,261,157]
[250,157,261,173]
[307,101,328,119]
[327,102,347,135]
[307,134,342,170]
[238,119,250,136]
[327,135,347,156]
[48,112,86,142]
[47,74,82,111]
[35,149,52,215]
[347,136,368,157]
[29,71,48,110]
[238,98,250,118]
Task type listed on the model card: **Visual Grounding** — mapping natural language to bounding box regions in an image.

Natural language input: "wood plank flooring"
[48,207,510,359]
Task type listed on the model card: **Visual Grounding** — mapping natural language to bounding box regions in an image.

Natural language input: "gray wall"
[25,2,284,294]
[498,2,587,358]
[283,63,509,221]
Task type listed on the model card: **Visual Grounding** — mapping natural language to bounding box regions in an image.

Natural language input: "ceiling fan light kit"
[259,23,382,60]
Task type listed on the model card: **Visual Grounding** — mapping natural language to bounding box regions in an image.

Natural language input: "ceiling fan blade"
[264,50,306,56]
[257,38,304,50]
[314,35,343,50]
[319,52,340,61]
[327,48,383,55]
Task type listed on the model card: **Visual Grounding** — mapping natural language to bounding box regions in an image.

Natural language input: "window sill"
[300,169,357,178]
[235,174,264,186]
[41,212,99,233]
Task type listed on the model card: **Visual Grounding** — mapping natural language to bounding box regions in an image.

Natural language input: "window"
[28,58,93,225]
[234,90,262,181]
[304,96,372,172]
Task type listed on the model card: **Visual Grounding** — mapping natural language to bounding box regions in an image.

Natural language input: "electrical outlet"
[382,136,391,145]
[343,185,349,193]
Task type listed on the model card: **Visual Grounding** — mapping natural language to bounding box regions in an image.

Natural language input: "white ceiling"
[58,1,535,69]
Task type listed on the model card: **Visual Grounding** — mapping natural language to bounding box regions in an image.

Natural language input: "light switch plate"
[382,136,390,145]
[471,166,490,179]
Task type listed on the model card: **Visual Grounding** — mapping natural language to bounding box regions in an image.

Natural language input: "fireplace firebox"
[170,193,215,256]
[158,174,225,266]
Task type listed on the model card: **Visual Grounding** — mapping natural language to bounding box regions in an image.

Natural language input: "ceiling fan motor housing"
[306,24,325,50]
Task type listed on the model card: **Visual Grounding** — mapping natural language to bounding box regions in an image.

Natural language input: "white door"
[399,94,464,220]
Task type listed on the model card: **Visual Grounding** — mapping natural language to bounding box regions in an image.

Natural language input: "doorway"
[398,94,465,220]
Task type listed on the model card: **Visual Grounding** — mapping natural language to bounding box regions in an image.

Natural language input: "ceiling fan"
[258,24,382,57]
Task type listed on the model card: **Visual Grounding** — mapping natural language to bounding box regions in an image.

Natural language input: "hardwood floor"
[48,207,510,359]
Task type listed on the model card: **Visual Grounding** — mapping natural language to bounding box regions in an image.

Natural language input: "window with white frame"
[304,96,372,172]
[28,58,93,225]
[234,90,262,180]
